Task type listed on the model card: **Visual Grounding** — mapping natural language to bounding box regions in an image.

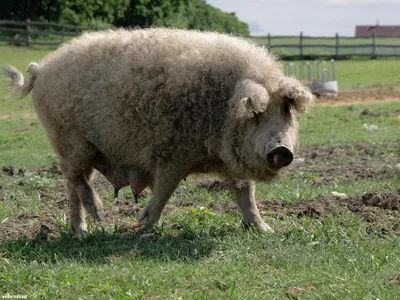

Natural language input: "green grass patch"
[0,118,56,167]
[1,211,399,299]
[335,60,400,90]
[256,177,398,205]
[300,101,400,146]
[282,59,400,90]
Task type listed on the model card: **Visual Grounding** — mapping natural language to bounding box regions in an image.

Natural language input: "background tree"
[0,0,249,35]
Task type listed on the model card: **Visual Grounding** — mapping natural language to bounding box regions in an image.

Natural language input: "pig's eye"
[284,96,294,104]
[253,112,261,125]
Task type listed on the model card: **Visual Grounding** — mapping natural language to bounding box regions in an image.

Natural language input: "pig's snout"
[266,146,294,169]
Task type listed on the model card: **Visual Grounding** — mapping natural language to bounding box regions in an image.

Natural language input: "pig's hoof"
[85,206,105,221]
[139,205,148,221]
[139,233,155,239]
[241,220,275,234]
[83,205,99,220]
[72,223,88,237]
[138,206,160,231]
[258,222,275,233]
[137,222,155,235]
[96,211,106,221]
[139,206,155,223]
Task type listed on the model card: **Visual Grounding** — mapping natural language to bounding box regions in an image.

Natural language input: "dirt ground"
[317,88,400,106]
[293,143,397,186]
[1,90,399,241]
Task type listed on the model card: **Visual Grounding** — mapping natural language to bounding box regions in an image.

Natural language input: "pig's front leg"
[233,180,274,233]
[139,168,182,226]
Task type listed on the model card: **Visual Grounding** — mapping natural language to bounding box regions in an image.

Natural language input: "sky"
[206,0,400,36]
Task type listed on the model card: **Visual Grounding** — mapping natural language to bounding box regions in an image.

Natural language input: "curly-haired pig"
[3,28,314,235]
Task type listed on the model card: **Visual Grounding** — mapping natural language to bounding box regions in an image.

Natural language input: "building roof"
[355,25,400,37]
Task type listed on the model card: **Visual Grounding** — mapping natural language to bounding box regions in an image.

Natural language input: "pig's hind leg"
[67,182,87,235]
[139,168,182,226]
[84,166,105,220]
[59,152,105,235]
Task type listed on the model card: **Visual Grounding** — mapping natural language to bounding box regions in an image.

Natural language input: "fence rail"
[0,19,103,46]
[1,19,400,58]
[252,31,400,58]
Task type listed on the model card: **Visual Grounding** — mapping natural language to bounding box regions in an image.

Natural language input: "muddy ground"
[318,88,400,106]
[1,91,399,241]
[292,143,399,186]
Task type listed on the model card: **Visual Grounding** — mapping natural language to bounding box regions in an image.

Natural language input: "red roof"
[355,25,400,37]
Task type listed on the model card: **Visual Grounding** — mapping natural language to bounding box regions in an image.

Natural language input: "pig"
[3,28,314,235]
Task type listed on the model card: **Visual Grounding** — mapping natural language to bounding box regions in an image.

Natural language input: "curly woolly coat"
[4,28,314,234]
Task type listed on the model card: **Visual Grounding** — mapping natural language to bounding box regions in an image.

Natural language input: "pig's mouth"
[266,145,294,170]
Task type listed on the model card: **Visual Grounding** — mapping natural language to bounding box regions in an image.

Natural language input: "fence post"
[267,33,271,50]
[335,33,339,56]
[61,23,65,43]
[26,18,31,46]
[299,31,303,57]
[372,33,376,58]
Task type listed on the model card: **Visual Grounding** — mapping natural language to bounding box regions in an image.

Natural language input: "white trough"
[285,59,339,97]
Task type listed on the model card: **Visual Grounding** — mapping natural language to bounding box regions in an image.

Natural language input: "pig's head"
[220,77,314,180]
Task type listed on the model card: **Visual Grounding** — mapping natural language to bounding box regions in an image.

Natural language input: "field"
[0,46,400,299]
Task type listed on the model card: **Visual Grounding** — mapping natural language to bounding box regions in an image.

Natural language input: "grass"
[1,225,398,299]
[335,60,400,90]
[0,119,56,168]
[1,209,399,298]
[0,45,400,299]
[301,102,400,145]
[283,59,400,90]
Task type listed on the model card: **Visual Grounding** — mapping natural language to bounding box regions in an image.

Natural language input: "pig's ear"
[278,78,315,113]
[237,96,269,119]
[235,80,270,119]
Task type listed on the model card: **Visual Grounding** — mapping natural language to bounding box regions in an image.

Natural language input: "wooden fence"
[0,19,103,46]
[253,31,400,58]
[1,19,400,58]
